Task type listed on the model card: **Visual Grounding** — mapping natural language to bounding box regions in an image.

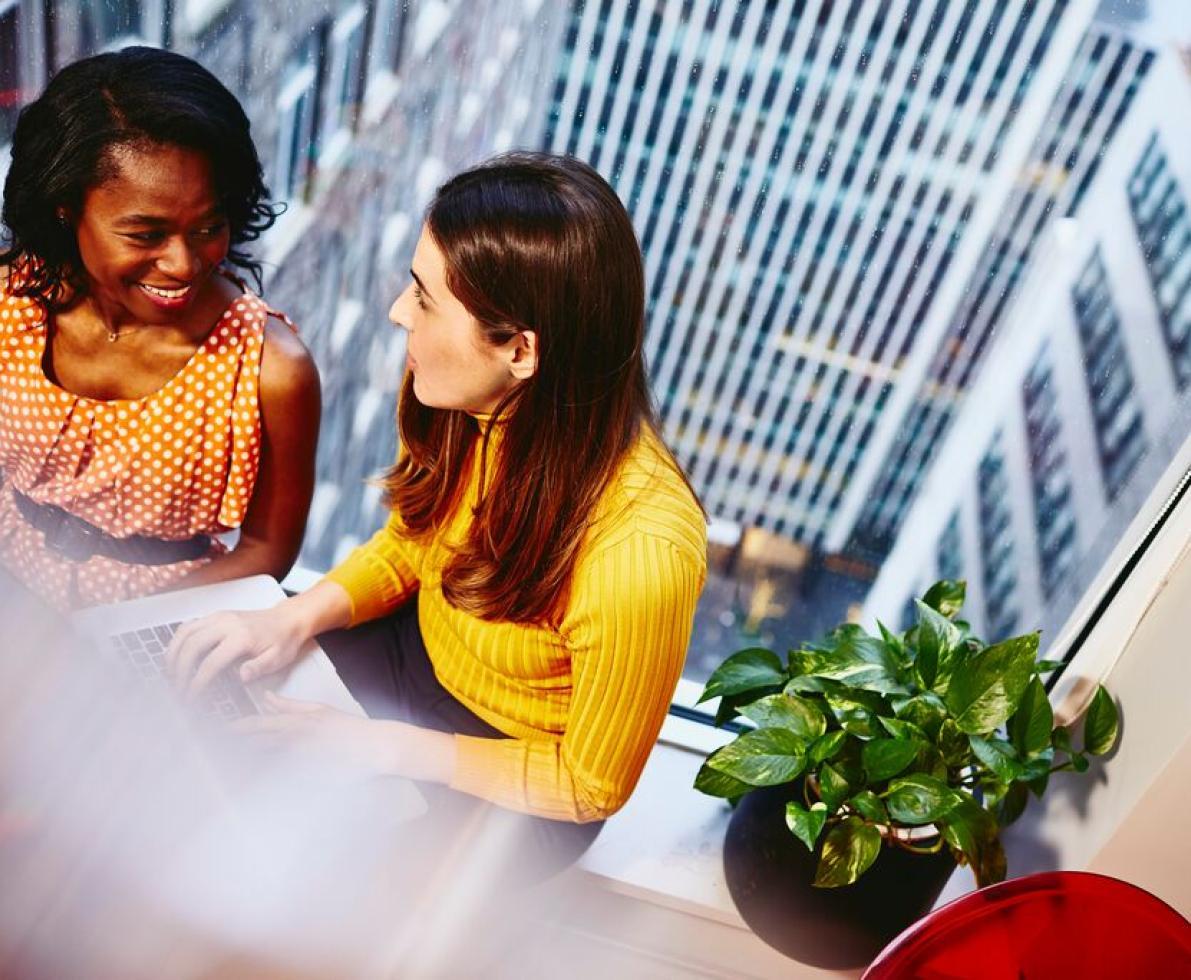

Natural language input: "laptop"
[71,574,426,815]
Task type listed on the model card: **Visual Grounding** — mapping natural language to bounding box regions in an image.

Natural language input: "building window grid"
[853,30,1153,552]
[982,0,1067,171]
[977,436,1020,641]
[275,30,324,205]
[1071,249,1149,503]
[936,510,964,583]
[320,2,368,153]
[1127,133,1191,389]
[1023,351,1078,599]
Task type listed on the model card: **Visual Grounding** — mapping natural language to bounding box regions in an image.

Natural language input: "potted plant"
[694,579,1120,969]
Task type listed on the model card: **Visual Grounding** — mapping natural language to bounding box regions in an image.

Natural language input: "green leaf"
[817,763,851,811]
[848,790,888,824]
[915,599,963,692]
[896,694,948,740]
[1027,769,1050,799]
[698,648,786,703]
[884,774,962,825]
[784,675,838,695]
[969,735,1023,783]
[1083,685,1119,756]
[714,694,741,728]
[1018,751,1053,782]
[996,782,1029,826]
[1053,726,1073,753]
[1008,676,1054,757]
[1033,659,1064,674]
[808,730,848,766]
[803,633,909,695]
[826,702,882,738]
[862,738,920,782]
[936,719,969,768]
[922,579,966,619]
[945,632,1039,734]
[813,817,882,888]
[879,717,926,741]
[938,796,1006,887]
[1069,753,1089,773]
[915,742,949,780]
[737,693,827,739]
[693,760,753,798]
[785,801,829,851]
[706,728,807,786]
[877,620,907,663]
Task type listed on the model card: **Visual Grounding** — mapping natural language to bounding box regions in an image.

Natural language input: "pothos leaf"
[808,730,848,766]
[862,738,920,782]
[693,760,753,798]
[945,633,1039,734]
[922,579,966,619]
[813,817,882,888]
[884,774,962,825]
[698,648,786,703]
[1083,685,1120,756]
[705,728,807,786]
[785,801,829,851]
[737,693,827,739]
[817,763,851,811]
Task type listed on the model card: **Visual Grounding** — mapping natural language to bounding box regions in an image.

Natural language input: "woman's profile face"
[71,142,230,325]
[389,226,523,415]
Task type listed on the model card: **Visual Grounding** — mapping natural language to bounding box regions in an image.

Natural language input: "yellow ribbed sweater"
[324,421,707,822]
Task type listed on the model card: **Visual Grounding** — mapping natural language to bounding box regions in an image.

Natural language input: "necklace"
[105,325,121,342]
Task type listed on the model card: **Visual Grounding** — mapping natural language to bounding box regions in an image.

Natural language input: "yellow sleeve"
[322,510,422,626]
[448,530,706,821]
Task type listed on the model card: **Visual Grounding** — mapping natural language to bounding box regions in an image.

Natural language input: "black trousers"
[317,602,603,888]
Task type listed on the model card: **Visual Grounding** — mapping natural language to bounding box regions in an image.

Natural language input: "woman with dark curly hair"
[0,47,320,609]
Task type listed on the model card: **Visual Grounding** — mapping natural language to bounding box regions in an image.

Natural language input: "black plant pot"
[723,784,956,970]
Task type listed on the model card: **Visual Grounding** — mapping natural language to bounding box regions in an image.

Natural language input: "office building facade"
[545,0,1101,548]
[862,30,1191,643]
[847,14,1160,557]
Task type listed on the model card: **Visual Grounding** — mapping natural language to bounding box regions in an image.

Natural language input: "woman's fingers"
[261,690,325,714]
[185,636,239,695]
[238,649,286,684]
[165,615,228,684]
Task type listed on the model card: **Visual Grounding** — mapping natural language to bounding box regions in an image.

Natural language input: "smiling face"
[389,225,533,415]
[71,142,230,326]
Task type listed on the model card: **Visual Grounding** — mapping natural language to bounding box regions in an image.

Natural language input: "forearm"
[373,720,457,784]
[175,539,296,590]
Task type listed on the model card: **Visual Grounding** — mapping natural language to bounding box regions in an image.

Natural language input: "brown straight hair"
[384,153,696,624]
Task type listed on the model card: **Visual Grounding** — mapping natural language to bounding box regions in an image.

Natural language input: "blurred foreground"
[0,578,649,979]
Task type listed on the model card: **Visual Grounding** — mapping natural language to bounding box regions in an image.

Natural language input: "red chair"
[862,871,1191,979]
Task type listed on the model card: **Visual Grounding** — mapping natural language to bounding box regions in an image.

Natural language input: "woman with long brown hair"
[168,152,706,876]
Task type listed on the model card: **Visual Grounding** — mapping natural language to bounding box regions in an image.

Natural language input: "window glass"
[0,1,22,145]
[4,1,1190,696]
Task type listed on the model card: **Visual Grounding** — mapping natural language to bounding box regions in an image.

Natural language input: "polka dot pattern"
[0,283,291,609]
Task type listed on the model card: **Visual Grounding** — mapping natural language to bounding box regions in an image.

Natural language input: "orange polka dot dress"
[0,280,289,609]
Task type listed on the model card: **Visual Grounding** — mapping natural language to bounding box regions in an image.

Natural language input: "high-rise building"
[544,0,1100,547]
[847,12,1159,557]
[862,22,1191,642]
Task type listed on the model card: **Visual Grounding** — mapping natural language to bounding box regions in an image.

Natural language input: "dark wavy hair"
[0,46,281,308]
[385,152,701,624]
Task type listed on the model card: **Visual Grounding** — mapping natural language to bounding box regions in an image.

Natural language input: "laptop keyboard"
[109,622,258,720]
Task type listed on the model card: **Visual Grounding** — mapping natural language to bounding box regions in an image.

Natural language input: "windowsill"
[573,739,741,925]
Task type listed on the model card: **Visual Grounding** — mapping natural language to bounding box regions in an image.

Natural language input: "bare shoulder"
[259,313,321,405]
